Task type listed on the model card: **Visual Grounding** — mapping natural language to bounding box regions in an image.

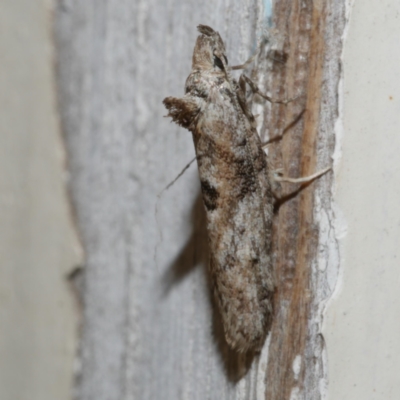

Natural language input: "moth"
[163,24,274,353]
[163,25,328,352]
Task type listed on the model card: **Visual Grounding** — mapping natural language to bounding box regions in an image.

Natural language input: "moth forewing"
[163,25,274,353]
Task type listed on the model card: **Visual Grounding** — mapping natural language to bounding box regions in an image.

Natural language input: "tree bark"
[55,0,345,399]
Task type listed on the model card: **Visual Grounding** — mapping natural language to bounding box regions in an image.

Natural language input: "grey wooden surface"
[55,1,268,399]
[55,0,344,399]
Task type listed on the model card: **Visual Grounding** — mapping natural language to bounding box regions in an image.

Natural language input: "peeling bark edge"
[257,1,346,399]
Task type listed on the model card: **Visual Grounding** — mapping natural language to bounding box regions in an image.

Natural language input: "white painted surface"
[324,1,400,399]
[0,1,82,399]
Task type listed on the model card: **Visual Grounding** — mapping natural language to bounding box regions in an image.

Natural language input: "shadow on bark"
[161,191,256,382]
[160,193,209,296]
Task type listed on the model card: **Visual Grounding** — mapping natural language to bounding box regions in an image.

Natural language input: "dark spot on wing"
[200,180,219,211]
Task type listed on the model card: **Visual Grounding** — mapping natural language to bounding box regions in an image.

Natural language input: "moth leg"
[270,167,331,205]
[230,37,269,70]
[231,51,258,70]
[272,166,331,183]
[163,96,200,129]
[241,74,299,105]
[261,109,306,149]
[262,133,284,149]
[235,75,257,129]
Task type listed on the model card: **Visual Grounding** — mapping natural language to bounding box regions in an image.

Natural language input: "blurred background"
[0,1,82,400]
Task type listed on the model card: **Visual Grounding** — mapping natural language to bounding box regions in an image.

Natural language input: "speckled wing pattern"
[163,25,274,352]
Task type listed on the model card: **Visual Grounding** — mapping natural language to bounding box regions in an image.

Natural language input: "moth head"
[192,25,228,72]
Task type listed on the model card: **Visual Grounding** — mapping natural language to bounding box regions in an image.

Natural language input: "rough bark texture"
[260,1,345,399]
[55,0,345,399]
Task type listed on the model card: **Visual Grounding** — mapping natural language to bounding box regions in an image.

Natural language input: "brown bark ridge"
[256,1,346,399]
